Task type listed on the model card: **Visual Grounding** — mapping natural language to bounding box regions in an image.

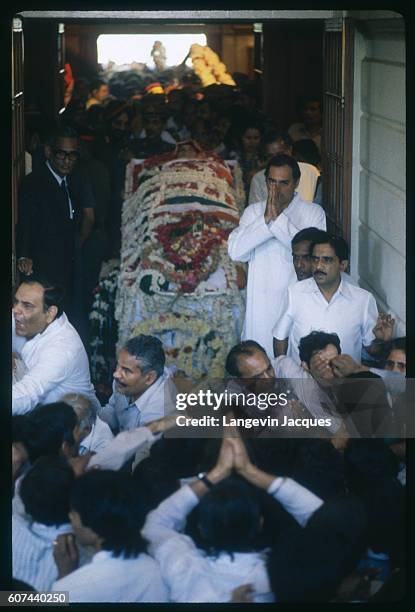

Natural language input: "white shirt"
[46,161,74,219]
[52,550,168,603]
[228,194,326,357]
[12,314,98,415]
[98,368,177,432]
[272,278,378,364]
[13,515,72,591]
[139,128,177,144]
[78,416,114,455]
[249,163,320,205]
[142,478,322,603]
[87,426,157,471]
[274,355,344,434]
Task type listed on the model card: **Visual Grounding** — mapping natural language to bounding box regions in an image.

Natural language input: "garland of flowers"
[89,266,120,385]
[190,44,236,87]
[131,313,227,379]
[114,152,246,378]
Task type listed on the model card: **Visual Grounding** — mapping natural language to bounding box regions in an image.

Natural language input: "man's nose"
[12,304,22,316]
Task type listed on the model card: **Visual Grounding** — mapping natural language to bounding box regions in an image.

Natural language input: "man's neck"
[317,277,341,303]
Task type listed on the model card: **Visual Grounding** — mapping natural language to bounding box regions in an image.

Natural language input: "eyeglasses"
[384,360,406,371]
[53,149,80,162]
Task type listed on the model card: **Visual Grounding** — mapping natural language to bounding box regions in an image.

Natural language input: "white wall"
[351,18,406,335]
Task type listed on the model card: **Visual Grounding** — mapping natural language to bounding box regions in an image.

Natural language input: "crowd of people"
[11,67,406,602]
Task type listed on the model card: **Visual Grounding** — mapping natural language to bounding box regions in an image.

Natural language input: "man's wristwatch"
[197,472,214,489]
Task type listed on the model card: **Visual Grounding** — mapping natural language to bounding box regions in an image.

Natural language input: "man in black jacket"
[16,126,94,320]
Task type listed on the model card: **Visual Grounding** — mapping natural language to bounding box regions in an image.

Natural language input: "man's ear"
[340,259,349,273]
[45,305,58,324]
[301,360,310,372]
[44,143,52,160]
[145,370,158,387]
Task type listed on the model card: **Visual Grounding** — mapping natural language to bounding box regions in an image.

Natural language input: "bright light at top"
[97,33,207,68]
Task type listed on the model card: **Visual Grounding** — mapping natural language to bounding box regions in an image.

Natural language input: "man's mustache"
[314,270,326,276]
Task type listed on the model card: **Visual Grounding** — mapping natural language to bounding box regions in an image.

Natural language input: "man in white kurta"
[228,154,326,357]
[272,237,379,363]
[12,279,98,415]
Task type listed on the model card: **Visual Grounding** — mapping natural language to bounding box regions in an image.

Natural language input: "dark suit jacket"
[16,162,76,298]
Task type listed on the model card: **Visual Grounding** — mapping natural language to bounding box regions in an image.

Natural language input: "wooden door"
[12,17,25,288]
[322,17,354,244]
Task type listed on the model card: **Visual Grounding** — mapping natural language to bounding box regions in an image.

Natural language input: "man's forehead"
[55,137,78,150]
[293,240,312,254]
[16,282,44,302]
[268,164,294,180]
[238,349,270,373]
[118,349,141,368]
[311,242,336,256]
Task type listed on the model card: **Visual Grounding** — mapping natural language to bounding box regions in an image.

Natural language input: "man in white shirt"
[61,393,114,455]
[13,456,74,591]
[142,434,323,602]
[273,234,380,364]
[249,131,320,204]
[12,277,98,415]
[228,154,326,357]
[52,470,168,602]
[225,339,343,436]
[98,334,177,433]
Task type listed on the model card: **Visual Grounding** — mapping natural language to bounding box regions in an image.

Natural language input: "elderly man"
[98,334,177,433]
[273,234,383,364]
[228,154,326,357]
[12,277,98,415]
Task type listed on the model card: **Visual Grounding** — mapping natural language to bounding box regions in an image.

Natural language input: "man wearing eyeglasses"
[16,126,94,318]
[228,153,326,358]
[272,233,385,365]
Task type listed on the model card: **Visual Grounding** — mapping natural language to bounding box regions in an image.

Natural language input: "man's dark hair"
[124,334,165,378]
[292,138,321,167]
[387,337,406,355]
[197,477,262,557]
[263,129,293,148]
[291,227,328,248]
[20,455,75,526]
[18,275,65,318]
[90,78,108,93]
[268,495,366,602]
[298,331,341,366]
[24,402,78,462]
[47,125,80,148]
[310,234,349,263]
[70,470,147,558]
[296,95,322,114]
[225,340,267,377]
[265,154,301,183]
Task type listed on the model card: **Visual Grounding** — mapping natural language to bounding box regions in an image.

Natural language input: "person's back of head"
[344,439,400,494]
[291,439,345,500]
[25,402,78,462]
[268,494,367,602]
[20,455,74,526]
[70,470,147,558]
[292,138,321,167]
[197,477,262,557]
